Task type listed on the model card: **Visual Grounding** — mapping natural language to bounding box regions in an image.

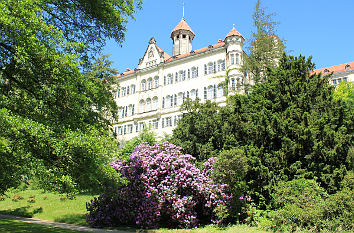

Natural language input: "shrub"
[12,194,24,202]
[27,197,36,203]
[42,195,47,200]
[269,178,353,232]
[0,195,5,201]
[86,142,232,229]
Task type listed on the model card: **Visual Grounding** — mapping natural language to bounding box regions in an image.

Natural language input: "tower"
[171,5,195,56]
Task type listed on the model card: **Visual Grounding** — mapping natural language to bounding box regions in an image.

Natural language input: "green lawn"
[0,189,268,233]
[0,189,94,226]
[0,218,84,233]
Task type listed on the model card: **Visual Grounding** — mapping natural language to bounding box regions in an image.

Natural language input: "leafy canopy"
[0,0,141,193]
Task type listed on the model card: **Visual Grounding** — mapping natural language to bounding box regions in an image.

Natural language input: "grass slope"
[0,189,93,226]
[0,189,268,232]
[0,218,84,233]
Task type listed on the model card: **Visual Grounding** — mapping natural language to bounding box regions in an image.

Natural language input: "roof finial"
[233,24,235,29]
[182,2,185,20]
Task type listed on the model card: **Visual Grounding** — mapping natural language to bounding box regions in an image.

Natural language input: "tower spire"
[182,2,185,20]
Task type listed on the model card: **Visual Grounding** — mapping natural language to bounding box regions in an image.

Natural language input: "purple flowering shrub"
[86,142,232,229]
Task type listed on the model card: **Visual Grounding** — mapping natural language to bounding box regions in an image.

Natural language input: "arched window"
[146,98,151,112]
[139,100,145,113]
[152,97,158,110]
[166,95,171,108]
[190,89,196,100]
[207,85,214,99]
[154,76,159,88]
[217,85,224,97]
[147,78,153,90]
[231,78,236,90]
[141,80,146,91]
[191,67,198,78]
[177,92,184,105]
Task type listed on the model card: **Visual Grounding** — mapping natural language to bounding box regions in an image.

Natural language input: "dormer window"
[345,64,351,69]
[324,69,330,73]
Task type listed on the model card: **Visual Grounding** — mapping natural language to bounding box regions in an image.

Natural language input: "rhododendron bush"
[86,142,232,229]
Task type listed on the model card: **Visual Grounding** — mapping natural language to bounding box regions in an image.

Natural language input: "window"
[324,69,330,73]
[126,86,130,95]
[152,97,158,110]
[230,54,235,65]
[117,89,120,98]
[139,100,145,113]
[237,78,241,91]
[208,62,214,74]
[333,79,337,85]
[343,77,348,82]
[127,124,133,134]
[166,95,171,108]
[122,87,126,96]
[236,53,240,64]
[146,98,151,112]
[131,84,136,94]
[152,119,159,129]
[338,78,342,83]
[218,60,225,72]
[207,85,214,99]
[179,70,186,81]
[167,74,173,84]
[217,85,224,97]
[118,126,122,135]
[139,122,145,131]
[154,76,159,88]
[141,80,146,91]
[162,118,165,128]
[191,67,198,78]
[148,78,153,90]
[177,92,184,106]
[190,89,196,100]
[130,104,135,116]
[166,117,172,127]
[345,64,351,69]
[231,78,236,90]
[174,94,177,106]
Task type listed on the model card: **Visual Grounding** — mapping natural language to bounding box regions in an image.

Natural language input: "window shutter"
[174,94,177,106]
[196,89,198,98]
[175,72,178,82]
[188,69,190,79]
[204,87,207,99]
[197,67,199,77]
[214,62,216,73]
[162,118,165,128]
[164,76,166,85]
[162,97,165,108]
[204,64,207,75]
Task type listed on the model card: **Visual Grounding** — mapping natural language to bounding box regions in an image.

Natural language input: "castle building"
[113,17,248,141]
[313,61,354,85]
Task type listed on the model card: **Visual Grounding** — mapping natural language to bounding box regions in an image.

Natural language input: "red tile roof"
[156,45,171,60]
[115,41,226,79]
[225,27,244,40]
[171,18,195,38]
[312,61,354,75]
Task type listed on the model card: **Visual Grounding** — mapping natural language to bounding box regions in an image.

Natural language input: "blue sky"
[103,0,354,72]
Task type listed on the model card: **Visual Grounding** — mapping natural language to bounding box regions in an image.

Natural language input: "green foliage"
[269,178,353,232]
[172,55,353,208]
[241,0,285,83]
[117,128,157,160]
[0,0,140,193]
[171,99,227,161]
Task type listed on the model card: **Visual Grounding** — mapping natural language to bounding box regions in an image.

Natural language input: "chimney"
[218,39,223,43]
[126,68,131,72]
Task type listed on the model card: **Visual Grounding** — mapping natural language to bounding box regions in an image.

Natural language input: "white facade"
[113,19,247,141]
[313,62,354,86]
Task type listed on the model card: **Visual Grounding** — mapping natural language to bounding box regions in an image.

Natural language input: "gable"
[138,37,166,69]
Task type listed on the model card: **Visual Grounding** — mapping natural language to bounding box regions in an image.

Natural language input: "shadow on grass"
[0,218,81,233]
[54,214,88,226]
[0,206,43,218]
